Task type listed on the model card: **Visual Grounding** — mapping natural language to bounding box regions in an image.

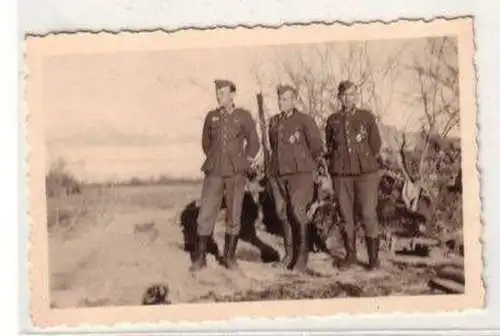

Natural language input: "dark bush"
[45,158,81,198]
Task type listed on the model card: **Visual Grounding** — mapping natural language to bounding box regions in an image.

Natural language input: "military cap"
[276,84,297,97]
[337,80,356,97]
[214,79,236,92]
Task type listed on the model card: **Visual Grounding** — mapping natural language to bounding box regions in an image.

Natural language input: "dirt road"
[47,183,445,308]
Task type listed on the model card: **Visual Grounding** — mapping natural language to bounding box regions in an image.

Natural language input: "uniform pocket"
[294,144,314,171]
[209,124,219,141]
[234,154,250,172]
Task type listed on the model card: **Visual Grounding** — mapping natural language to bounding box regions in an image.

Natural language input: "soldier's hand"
[375,154,387,170]
[250,157,260,169]
[315,156,327,171]
[245,159,260,181]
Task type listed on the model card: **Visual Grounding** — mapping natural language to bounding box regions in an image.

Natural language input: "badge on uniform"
[289,131,300,144]
[356,124,367,142]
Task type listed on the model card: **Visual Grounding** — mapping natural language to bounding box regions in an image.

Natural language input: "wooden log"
[428,277,464,294]
[411,237,440,247]
[436,266,465,285]
[389,254,464,268]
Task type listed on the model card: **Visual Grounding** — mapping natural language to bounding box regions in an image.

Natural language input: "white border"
[16,0,500,334]
[2,0,18,335]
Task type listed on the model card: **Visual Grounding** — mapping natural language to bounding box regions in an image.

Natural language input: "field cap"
[276,84,297,96]
[337,80,356,96]
[214,79,236,92]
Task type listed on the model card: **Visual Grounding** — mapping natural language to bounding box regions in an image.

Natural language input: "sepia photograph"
[25,17,482,326]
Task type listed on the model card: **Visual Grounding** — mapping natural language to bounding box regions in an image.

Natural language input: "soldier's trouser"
[270,173,315,264]
[196,174,246,236]
[333,170,382,239]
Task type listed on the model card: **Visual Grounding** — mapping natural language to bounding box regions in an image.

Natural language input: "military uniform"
[197,106,260,236]
[191,79,260,272]
[268,88,323,271]
[324,107,383,270]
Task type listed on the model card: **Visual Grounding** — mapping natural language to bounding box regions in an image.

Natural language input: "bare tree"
[259,41,406,138]
[247,40,410,172]
[396,37,460,213]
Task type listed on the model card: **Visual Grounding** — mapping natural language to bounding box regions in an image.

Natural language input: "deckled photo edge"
[23,17,483,329]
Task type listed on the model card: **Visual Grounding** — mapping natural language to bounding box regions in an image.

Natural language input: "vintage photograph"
[25,18,482,326]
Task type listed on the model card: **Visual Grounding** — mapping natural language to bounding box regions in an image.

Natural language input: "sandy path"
[49,197,294,307]
[48,185,443,308]
[49,204,393,308]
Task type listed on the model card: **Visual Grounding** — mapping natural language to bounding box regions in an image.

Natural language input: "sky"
[42,36,459,182]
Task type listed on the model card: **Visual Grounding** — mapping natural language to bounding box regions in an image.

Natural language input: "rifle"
[256,92,270,176]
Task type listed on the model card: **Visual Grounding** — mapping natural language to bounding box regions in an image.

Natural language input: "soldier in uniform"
[268,84,324,272]
[190,79,260,272]
[324,80,383,271]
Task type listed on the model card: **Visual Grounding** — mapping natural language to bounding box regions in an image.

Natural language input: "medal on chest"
[355,124,368,143]
[288,130,301,144]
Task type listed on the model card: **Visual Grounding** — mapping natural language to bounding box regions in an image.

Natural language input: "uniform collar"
[280,108,296,119]
[341,106,358,117]
[219,104,236,116]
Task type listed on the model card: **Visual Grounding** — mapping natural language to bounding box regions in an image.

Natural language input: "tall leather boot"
[336,231,357,270]
[293,222,309,272]
[275,219,293,269]
[189,235,208,272]
[223,234,240,270]
[366,236,380,271]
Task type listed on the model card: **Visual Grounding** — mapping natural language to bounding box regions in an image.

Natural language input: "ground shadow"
[179,201,224,265]
[243,176,334,262]
[239,190,281,263]
[179,192,281,264]
[179,176,341,265]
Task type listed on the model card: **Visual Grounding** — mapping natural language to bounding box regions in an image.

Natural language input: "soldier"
[268,84,324,272]
[324,80,383,271]
[190,79,260,272]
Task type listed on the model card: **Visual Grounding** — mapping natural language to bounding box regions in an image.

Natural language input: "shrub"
[45,158,81,198]
[377,143,462,238]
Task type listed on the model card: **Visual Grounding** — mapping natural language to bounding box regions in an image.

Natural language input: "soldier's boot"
[189,235,208,272]
[275,220,293,269]
[293,223,310,272]
[223,234,240,270]
[336,231,357,270]
[366,236,380,271]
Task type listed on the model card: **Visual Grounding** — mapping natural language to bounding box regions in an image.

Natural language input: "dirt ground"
[47,183,457,308]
